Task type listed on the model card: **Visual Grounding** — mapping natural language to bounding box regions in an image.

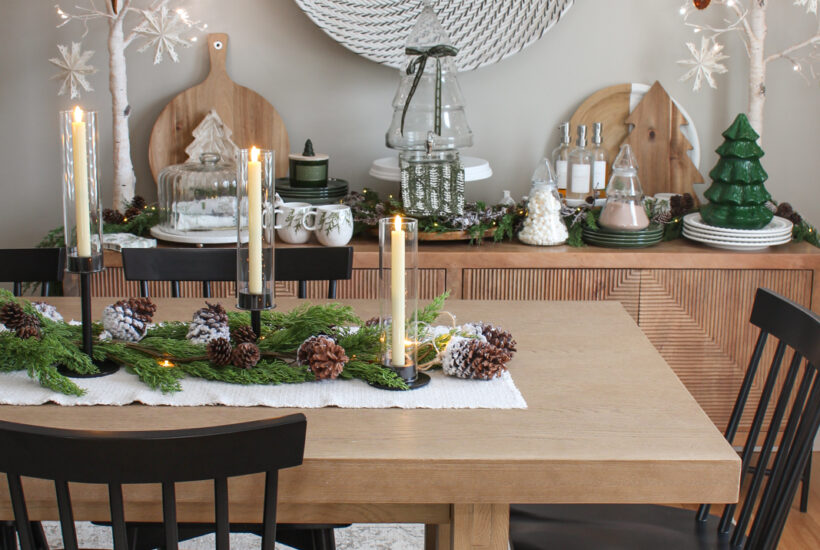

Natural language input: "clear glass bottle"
[551,122,570,197]
[565,125,593,205]
[599,144,650,231]
[591,122,608,199]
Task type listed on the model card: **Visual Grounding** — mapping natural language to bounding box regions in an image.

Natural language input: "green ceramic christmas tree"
[701,114,773,229]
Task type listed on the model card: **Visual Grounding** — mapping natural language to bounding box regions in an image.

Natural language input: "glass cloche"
[158,153,238,233]
[599,144,650,231]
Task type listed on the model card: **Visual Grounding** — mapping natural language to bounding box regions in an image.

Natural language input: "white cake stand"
[369,156,493,182]
[150,226,249,245]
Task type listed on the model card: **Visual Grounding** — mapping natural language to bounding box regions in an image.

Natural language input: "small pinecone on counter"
[651,210,672,225]
[477,323,517,357]
[187,302,230,344]
[775,202,802,225]
[16,315,41,339]
[231,342,261,369]
[681,193,695,212]
[297,335,348,380]
[231,325,257,345]
[124,206,142,220]
[130,196,147,210]
[102,297,156,342]
[103,208,126,225]
[364,316,388,328]
[207,338,233,367]
[0,302,27,330]
[442,337,511,380]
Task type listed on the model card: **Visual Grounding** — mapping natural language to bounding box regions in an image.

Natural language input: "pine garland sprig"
[413,291,450,325]
[338,359,408,389]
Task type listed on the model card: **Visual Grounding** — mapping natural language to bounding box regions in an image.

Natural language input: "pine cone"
[231,325,257,345]
[0,302,27,330]
[16,315,41,340]
[124,206,142,220]
[442,337,511,380]
[207,338,233,366]
[775,202,794,219]
[103,208,126,225]
[669,195,684,218]
[652,211,672,225]
[364,316,388,328]
[681,193,695,212]
[297,335,348,380]
[187,302,230,344]
[789,212,803,226]
[478,323,517,357]
[231,342,261,369]
[102,298,156,342]
[130,196,147,210]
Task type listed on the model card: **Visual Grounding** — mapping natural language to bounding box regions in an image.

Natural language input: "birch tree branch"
[765,32,820,65]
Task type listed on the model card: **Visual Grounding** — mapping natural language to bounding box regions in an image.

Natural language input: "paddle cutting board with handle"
[148,33,289,182]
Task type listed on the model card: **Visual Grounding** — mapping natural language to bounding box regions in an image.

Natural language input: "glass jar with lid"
[518,157,568,246]
[599,144,649,231]
[158,153,238,233]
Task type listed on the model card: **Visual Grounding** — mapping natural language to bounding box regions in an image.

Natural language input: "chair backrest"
[0,414,306,550]
[696,288,820,549]
[121,247,353,299]
[0,248,65,296]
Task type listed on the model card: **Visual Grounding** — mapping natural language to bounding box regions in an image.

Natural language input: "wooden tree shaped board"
[148,34,289,182]
[624,81,703,202]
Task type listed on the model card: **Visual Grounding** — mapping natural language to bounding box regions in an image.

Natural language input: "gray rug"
[41,522,424,549]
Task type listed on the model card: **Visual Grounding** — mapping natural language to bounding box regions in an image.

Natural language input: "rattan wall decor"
[292,0,575,71]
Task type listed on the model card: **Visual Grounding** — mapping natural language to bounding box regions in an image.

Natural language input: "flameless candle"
[391,215,405,366]
[248,146,263,295]
[72,106,91,257]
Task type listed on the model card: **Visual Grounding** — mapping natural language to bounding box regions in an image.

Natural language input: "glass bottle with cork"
[591,122,608,200]
[565,125,593,205]
[551,122,570,197]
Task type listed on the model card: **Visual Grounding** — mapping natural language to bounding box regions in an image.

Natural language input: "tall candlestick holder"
[236,148,275,336]
[372,216,428,390]
[59,108,118,377]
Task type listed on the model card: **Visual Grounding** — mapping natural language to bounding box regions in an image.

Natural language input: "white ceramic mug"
[302,204,354,246]
[274,202,313,244]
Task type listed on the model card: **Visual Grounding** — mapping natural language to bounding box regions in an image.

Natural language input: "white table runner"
[0,369,526,409]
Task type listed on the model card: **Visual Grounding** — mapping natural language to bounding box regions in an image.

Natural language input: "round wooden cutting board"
[148,33,289,182]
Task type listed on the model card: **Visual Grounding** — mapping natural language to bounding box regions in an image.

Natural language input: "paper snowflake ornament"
[794,0,818,15]
[49,42,97,99]
[678,36,729,91]
[133,4,192,64]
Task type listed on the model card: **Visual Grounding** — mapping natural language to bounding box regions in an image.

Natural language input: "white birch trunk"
[747,1,767,142]
[108,15,136,209]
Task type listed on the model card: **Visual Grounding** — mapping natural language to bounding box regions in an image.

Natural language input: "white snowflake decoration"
[133,4,192,64]
[678,36,729,91]
[794,0,818,15]
[49,42,97,99]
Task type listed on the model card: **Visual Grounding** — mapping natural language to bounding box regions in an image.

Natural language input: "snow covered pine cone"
[297,335,349,380]
[207,338,233,367]
[231,325,257,345]
[187,302,230,344]
[231,342,261,369]
[102,297,157,342]
[465,322,518,357]
[32,301,63,322]
[442,337,512,380]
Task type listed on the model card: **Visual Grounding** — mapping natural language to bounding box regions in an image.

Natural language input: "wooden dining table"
[0,297,741,550]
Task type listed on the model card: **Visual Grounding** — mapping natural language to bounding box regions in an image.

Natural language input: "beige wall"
[0,0,817,248]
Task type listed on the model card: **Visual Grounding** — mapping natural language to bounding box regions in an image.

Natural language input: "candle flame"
[158,359,175,368]
[250,146,260,163]
[73,106,83,123]
[394,215,402,232]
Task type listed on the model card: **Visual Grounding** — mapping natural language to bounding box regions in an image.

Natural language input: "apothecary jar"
[158,153,238,233]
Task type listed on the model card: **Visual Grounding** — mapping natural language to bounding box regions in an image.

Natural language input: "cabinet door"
[638,269,813,435]
[462,268,640,321]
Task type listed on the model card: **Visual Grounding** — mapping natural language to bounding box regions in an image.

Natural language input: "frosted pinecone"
[32,302,63,322]
[102,303,150,342]
[187,302,230,344]
[441,336,511,380]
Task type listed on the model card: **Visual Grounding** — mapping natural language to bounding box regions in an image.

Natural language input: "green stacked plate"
[582,225,663,248]
[276,178,348,205]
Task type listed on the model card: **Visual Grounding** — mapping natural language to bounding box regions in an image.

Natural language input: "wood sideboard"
[94,238,819,438]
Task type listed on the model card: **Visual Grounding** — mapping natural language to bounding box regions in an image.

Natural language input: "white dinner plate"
[683,213,792,237]
[682,226,792,242]
[683,231,792,250]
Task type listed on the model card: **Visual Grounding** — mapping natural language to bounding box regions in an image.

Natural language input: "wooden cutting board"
[148,33,289,182]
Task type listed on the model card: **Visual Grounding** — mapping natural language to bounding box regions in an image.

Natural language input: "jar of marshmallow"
[518,157,568,246]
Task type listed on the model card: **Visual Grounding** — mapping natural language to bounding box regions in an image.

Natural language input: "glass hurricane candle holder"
[375,216,429,390]
[61,107,103,273]
[236,147,275,336]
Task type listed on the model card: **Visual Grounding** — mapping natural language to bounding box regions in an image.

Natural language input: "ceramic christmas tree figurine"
[700,114,773,229]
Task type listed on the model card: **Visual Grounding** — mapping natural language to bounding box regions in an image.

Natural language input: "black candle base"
[369,369,430,391]
[57,357,120,378]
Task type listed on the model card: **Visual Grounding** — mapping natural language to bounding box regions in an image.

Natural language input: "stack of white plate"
[682,212,793,251]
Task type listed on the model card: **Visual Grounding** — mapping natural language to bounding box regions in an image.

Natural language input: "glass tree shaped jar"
[599,144,650,231]
[386,0,471,216]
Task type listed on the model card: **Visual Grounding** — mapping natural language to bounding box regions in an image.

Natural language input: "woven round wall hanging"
[292,0,575,71]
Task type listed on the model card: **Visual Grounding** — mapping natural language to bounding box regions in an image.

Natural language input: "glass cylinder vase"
[60,108,103,273]
[399,149,465,216]
[378,216,420,383]
[236,148,275,310]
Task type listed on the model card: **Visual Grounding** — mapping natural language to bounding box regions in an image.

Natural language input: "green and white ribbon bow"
[401,44,459,137]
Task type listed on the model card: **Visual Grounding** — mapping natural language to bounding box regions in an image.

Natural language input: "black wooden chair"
[121,247,353,299]
[0,248,65,297]
[510,287,820,550]
[0,414,306,550]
